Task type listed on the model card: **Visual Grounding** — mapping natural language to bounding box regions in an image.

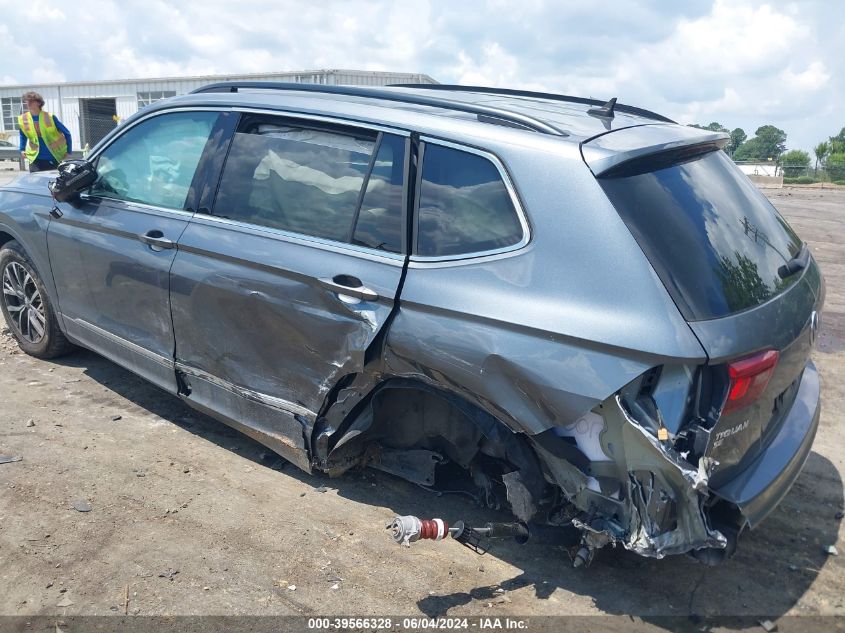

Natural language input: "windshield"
[600,150,802,321]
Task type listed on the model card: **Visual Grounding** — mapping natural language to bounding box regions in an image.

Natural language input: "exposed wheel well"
[0,231,15,249]
[319,379,558,522]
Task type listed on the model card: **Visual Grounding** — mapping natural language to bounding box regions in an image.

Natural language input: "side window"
[90,111,218,210]
[352,134,406,253]
[213,119,379,243]
[416,144,523,257]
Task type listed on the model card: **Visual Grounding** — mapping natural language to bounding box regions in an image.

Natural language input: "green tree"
[728,128,747,155]
[826,152,845,181]
[755,125,787,160]
[734,138,764,161]
[733,125,787,161]
[780,149,811,177]
[688,122,729,133]
[813,141,829,177]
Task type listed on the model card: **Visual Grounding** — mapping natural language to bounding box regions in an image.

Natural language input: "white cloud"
[0,0,841,151]
[781,61,830,91]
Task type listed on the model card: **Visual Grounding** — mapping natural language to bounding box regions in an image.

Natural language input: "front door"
[47,110,220,392]
[169,113,409,467]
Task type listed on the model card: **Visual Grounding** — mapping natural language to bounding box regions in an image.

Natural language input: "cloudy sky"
[0,0,842,152]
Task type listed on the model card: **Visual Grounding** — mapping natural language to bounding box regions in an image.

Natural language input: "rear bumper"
[713,360,820,528]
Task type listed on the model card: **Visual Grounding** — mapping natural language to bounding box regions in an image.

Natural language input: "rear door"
[593,138,824,483]
[169,112,409,467]
[47,109,221,392]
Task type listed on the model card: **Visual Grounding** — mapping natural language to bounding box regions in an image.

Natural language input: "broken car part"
[388,515,581,559]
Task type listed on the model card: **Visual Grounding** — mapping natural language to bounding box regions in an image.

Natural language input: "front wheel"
[0,240,74,359]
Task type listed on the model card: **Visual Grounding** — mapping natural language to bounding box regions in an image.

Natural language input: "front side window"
[416,144,523,257]
[214,118,401,245]
[90,111,218,210]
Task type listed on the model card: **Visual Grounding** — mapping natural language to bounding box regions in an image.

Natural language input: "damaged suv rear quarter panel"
[369,130,718,556]
[383,131,706,434]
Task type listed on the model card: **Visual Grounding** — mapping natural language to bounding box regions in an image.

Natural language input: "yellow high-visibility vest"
[18,111,68,163]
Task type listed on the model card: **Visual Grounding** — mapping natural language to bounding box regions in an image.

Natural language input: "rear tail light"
[722,350,779,415]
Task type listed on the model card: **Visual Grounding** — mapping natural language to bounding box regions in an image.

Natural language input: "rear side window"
[600,150,802,320]
[214,120,379,244]
[416,144,523,257]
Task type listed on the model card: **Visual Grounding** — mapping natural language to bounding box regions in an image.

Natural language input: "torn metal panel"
[176,363,313,473]
[177,362,316,421]
[598,396,726,557]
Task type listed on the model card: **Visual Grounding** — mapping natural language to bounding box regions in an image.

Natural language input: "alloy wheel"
[2,261,46,344]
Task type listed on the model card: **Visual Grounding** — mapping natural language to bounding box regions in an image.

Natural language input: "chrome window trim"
[407,244,534,269]
[186,213,406,266]
[410,136,531,264]
[77,193,196,219]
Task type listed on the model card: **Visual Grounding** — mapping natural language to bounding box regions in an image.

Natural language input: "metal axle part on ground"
[387,515,581,558]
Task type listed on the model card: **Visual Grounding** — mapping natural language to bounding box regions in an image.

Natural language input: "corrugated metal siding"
[116,96,137,121]
[62,100,81,148]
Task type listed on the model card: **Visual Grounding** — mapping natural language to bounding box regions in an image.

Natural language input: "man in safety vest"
[18,91,72,172]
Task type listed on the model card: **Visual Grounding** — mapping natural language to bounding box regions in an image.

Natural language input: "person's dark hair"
[22,91,45,107]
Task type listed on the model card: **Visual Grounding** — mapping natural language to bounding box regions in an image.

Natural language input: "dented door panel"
[169,218,405,440]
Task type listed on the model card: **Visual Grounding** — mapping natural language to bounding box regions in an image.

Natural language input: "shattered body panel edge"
[312,317,725,558]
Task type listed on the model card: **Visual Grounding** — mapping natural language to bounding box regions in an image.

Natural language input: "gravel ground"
[0,184,843,625]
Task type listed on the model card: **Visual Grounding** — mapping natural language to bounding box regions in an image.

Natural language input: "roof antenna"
[588,97,617,119]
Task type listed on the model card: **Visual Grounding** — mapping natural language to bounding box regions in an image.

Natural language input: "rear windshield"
[599,150,802,321]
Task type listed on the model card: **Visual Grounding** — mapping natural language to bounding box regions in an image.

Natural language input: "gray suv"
[0,83,824,564]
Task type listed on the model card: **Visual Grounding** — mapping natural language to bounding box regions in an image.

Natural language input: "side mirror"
[49,159,97,202]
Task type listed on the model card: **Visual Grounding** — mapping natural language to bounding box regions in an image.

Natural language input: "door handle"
[138,230,175,251]
[318,275,379,302]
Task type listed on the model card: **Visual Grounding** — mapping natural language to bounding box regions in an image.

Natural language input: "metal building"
[0,69,437,150]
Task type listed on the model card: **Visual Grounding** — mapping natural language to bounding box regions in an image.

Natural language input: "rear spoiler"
[581,124,729,178]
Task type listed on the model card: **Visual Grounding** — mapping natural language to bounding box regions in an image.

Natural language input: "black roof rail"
[190,81,567,136]
[389,84,675,124]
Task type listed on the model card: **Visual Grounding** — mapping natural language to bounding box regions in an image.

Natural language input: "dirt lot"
[0,185,843,624]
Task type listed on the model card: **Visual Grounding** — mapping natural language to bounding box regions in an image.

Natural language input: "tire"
[0,240,75,359]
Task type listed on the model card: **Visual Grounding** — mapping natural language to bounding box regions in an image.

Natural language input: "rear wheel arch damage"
[309,362,740,564]
[311,378,560,523]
